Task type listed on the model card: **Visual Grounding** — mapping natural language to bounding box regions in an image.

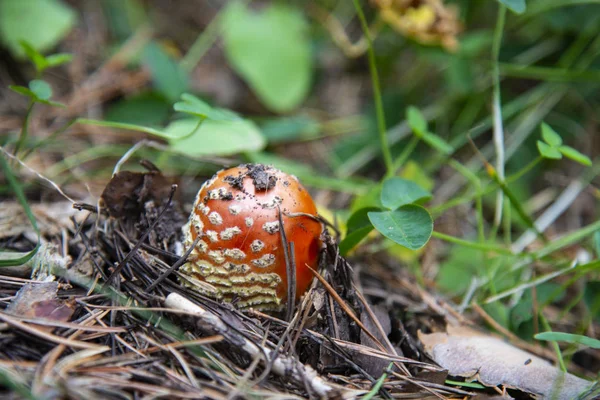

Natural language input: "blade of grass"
[351,0,393,175]
[362,363,392,400]
[539,313,567,372]
[0,154,39,266]
[0,367,35,400]
[431,231,514,256]
[491,3,507,230]
[12,102,34,157]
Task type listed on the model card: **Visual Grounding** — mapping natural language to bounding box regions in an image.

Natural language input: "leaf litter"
[0,162,597,399]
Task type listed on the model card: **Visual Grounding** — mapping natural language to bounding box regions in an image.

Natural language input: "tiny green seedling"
[536,122,592,166]
[8,41,69,108]
[19,41,73,76]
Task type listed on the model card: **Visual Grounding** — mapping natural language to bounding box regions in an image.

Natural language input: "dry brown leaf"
[419,325,594,399]
[372,0,462,51]
[7,282,75,332]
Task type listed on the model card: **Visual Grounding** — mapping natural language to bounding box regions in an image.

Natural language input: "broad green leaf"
[368,205,433,250]
[541,122,562,146]
[421,131,453,155]
[29,80,52,100]
[498,0,526,14]
[339,207,378,255]
[168,118,266,156]
[406,106,427,135]
[105,92,171,127]
[142,42,188,103]
[174,94,238,121]
[222,2,312,112]
[381,177,431,210]
[535,332,600,349]
[0,0,76,57]
[594,232,600,258]
[558,145,592,166]
[537,141,562,159]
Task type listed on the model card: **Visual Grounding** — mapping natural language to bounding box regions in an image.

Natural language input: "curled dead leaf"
[7,282,74,333]
[419,325,595,399]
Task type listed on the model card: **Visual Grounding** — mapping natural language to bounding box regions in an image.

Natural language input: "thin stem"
[13,101,35,157]
[492,4,507,229]
[180,1,243,73]
[539,313,567,372]
[352,0,393,175]
[431,231,514,256]
[392,136,420,174]
[507,156,542,182]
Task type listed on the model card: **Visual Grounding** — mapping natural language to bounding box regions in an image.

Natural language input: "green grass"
[2,0,599,383]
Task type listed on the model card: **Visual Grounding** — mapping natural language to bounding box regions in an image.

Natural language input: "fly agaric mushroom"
[179,164,323,311]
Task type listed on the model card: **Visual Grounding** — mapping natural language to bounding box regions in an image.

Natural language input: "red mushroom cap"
[179,164,322,310]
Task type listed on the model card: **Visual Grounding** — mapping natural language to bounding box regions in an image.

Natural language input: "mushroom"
[179,164,323,311]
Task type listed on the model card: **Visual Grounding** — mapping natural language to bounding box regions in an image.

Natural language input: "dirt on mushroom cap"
[179,164,323,311]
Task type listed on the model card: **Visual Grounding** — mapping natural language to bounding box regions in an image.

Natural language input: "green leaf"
[10,82,64,107]
[368,206,433,250]
[35,99,66,108]
[537,141,562,159]
[105,92,171,127]
[29,80,52,100]
[142,41,189,103]
[535,332,600,349]
[498,0,526,14]
[541,122,562,146]
[437,247,483,296]
[339,207,378,255]
[45,53,73,68]
[421,131,453,155]
[9,85,37,98]
[0,0,76,57]
[0,155,40,267]
[222,2,312,113]
[406,106,427,136]
[380,177,431,210]
[168,118,266,156]
[20,40,47,72]
[558,145,592,166]
[174,94,238,121]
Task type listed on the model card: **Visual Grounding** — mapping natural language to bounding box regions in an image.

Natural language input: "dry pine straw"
[0,178,567,399]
